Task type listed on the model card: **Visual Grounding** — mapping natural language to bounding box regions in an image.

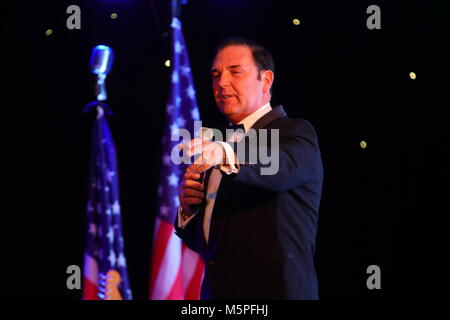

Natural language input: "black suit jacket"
[175,105,323,299]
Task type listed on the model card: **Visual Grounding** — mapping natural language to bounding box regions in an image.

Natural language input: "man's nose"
[217,73,231,88]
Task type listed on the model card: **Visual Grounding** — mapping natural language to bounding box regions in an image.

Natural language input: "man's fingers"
[181,179,204,191]
[189,156,213,173]
[184,171,201,180]
[187,163,203,173]
[185,140,217,158]
[182,188,204,199]
[186,138,207,157]
[186,163,202,174]
[181,197,202,207]
[197,163,212,173]
[188,163,212,174]
[186,138,204,149]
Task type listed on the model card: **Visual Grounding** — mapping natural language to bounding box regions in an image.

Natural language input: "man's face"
[211,45,267,122]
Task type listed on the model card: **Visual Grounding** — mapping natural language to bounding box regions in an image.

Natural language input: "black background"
[2,0,449,299]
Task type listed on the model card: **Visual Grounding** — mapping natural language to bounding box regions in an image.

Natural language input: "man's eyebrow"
[210,65,244,73]
[227,65,242,69]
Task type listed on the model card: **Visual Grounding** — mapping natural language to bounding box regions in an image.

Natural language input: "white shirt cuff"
[216,141,240,174]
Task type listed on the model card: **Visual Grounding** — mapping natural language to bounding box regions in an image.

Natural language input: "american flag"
[149,17,204,300]
[83,106,133,300]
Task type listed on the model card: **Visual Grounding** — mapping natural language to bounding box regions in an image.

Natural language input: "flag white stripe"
[182,246,200,293]
[83,253,99,285]
[151,229,182,299]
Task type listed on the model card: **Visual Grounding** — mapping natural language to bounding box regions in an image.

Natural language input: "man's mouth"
[219,95,234,101]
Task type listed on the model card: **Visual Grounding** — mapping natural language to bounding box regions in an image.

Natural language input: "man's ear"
[262,70,274,93]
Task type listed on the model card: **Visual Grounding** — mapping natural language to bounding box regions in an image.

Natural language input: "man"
[175,38,323,299]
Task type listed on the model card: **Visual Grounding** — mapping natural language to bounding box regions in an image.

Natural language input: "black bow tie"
[225,123,245,131]
[222,123,245,142]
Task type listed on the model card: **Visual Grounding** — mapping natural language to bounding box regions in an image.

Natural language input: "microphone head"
[89,45,114,76]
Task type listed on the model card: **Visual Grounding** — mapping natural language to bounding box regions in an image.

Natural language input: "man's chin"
[219,104,239,116]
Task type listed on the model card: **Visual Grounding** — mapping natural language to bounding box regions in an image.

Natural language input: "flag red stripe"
[149,219,175,295]
[184,257,204,300]
[82,277,98,300]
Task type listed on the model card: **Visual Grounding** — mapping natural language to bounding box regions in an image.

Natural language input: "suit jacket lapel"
[251,104,287,131]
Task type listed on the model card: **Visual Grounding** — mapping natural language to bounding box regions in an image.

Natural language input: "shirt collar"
[235,102,272,133]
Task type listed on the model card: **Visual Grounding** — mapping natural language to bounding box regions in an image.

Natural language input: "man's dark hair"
[214,37,275,93]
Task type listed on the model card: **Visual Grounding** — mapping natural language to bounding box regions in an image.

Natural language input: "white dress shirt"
[178,102,272,243]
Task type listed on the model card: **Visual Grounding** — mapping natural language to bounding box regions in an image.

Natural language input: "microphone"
[188,127,214,213]
[89,45,114,101]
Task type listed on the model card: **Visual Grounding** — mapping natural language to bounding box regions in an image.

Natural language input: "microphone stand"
[83,72,111,118]
[96,73,108,102]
